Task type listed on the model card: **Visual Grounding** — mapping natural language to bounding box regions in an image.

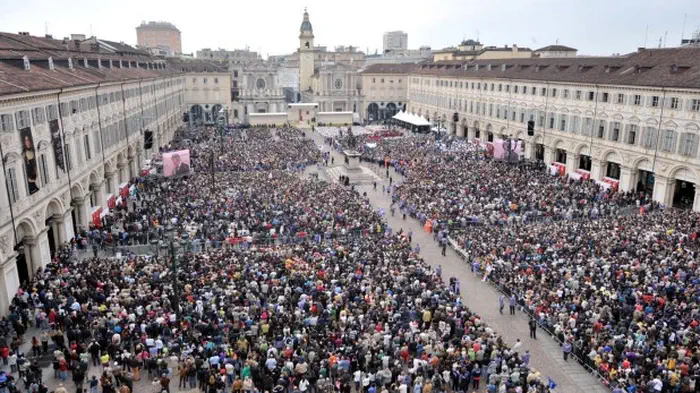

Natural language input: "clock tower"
[298,8,314,93]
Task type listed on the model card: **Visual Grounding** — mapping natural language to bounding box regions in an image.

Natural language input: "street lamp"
[165,223,180,315]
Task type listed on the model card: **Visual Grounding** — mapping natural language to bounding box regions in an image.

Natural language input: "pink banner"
[163,150,191,177]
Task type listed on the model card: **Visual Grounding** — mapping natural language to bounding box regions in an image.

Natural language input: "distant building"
[433,40,532,61]
[365,46,432,66]
[136,21,182,54]
[196,48,259,64]
[383,31,408,53]
[534,45,578,58]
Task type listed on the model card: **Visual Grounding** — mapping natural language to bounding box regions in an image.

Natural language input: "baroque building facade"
[400,47,700,210]
[0,32,225,313]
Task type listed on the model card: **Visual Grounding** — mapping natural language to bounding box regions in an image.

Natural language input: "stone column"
[693,188,700,212]
[591,159,605,181]
[0,261,13,314]
[117,163,126,184]
[652,175,674,207]
[543,146,553,165]
[524,140,535,160]
[618,167,637,193]
[49,214,65,245]
[72,197,88,232]
[566,153,579,175]
[128,157,136,180]
[91,183,103,207]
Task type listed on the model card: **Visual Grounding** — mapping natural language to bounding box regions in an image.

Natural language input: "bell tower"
[298,8,315,93]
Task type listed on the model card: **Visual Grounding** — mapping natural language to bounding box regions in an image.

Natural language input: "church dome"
[300,9,313,33]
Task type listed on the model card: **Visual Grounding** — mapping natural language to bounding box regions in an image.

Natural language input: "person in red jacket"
[0,346,8,366]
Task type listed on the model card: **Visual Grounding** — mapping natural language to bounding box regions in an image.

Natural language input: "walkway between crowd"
[306,130,608,393]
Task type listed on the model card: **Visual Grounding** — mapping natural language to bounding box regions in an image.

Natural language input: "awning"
[392,111,430,127]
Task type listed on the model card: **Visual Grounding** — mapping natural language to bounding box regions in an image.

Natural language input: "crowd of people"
[353,133,700,391]
[3,127,559,393]
[185,127,321,173]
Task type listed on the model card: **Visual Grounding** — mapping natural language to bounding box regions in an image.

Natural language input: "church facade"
[297,10,363,120]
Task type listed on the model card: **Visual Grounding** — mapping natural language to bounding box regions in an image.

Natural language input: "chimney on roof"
[48,57,54,71]
[638,47,645,52]
[512,44,518,52]
[45,34,53,39]
[22,55,30,71]
[68,57,73,69]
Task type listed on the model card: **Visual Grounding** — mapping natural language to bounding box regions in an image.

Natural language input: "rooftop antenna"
[44,22,48,36]
[476,30,480,42]
[658,36,663,48]
[555,37,559,44]
[664,31,668,47]
[681,13,687,41]
[644,25,649,47]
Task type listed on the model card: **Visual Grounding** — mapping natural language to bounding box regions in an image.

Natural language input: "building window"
[617,94,625,104]
[662,129,676,152]
[15,110,30,129]
[39,153,49,186]
[651,96,659,107]
[0,114,14,132]
[381,79,384,83]
[670,97,679,109]
[633,95,642,105]
[559,117,566,131]
[588,91,595,101]
[514,85,519,93]
[563,89,569,99]
[531,86,536,95]
[490,83,494,91]
[680,133,699,157]
[611,122,621,142]
[64,144,72,171]
[597,120,606,138]
[601,93,609,103]
[691,99,700,112]
[5,167,19,204]
[505,84,510,92]
[214,78,218,84]
[642,127,658,149]
[627,124,638,145]
[498,84,502,92]
[192,78,196,83]
[551,88,557,97]
[575,90,582,100]
[32,107,46,125]
[84,134,91,160]
[203,78,207,83]
[541,88,547,96]
[46,105,58,120]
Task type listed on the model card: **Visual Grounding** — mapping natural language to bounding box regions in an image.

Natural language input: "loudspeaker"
[527,120,535,136]
[144,130,153,149]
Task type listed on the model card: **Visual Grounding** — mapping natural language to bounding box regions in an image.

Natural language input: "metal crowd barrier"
[447,237,611,391]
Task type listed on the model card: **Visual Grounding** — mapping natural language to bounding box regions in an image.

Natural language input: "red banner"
[120,183,129,198]
[92,208,102,228]
[575,169,591,180]
[107,195,116,209]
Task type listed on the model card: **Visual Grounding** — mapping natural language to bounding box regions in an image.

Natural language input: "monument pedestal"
[325,149,382,185]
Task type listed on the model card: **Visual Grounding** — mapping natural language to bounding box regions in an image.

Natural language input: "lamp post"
[165,223,179,314]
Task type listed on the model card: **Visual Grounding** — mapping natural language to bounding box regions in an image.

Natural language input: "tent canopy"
[393,111,430,127]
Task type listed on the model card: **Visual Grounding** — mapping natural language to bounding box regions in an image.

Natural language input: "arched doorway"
[212,104,223,120]
[15,221,36,286]
[367,103,379,122]
[386,103,398,118]
[190,105,204,125]
[671,166,697,209]
[45,199,64,257]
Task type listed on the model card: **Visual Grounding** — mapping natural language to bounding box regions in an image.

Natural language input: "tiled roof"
[414,48,700,89]
[535,45,577,52]
[360,63,419,74]
[0,31,184,97]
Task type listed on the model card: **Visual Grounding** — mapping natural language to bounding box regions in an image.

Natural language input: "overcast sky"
[1,0,698,57]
